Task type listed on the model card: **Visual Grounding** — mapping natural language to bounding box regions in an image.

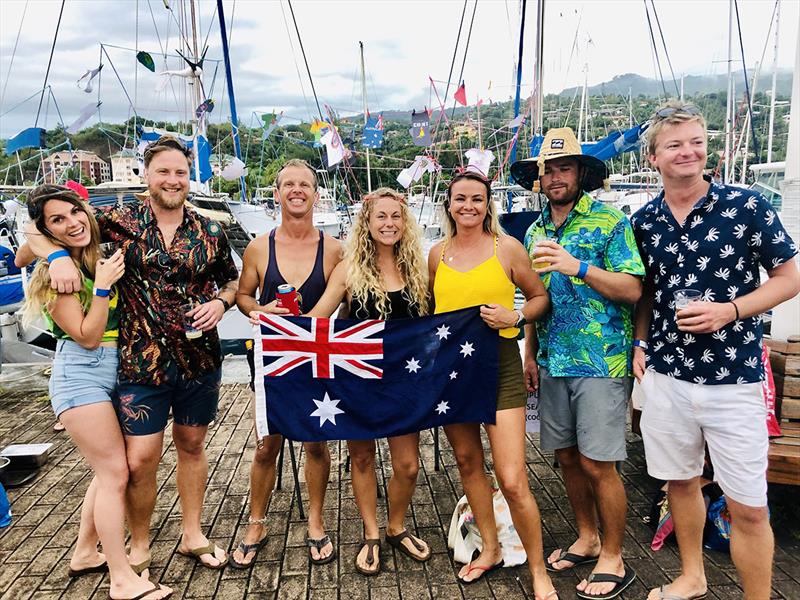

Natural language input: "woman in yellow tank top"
[427,170,557,600]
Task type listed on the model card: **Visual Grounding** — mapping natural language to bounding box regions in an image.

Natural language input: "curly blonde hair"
[345,188,429,318]
[21,185,101,327]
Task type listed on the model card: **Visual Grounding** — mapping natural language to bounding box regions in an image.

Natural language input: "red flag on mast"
[454,82,467,106]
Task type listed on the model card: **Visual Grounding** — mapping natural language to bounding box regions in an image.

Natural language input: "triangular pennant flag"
[454,82,467,106]
[136,51,156,72]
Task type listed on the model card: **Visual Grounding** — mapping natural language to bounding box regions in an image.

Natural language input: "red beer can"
[276,284,300,315]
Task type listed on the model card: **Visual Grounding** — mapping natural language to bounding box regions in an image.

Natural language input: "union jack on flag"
[260,315,384,379]
[253,308,499,442]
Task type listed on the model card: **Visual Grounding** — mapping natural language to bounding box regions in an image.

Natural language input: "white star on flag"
[310,391,345,427]
[449,371,458,380]
[405,358,421,373]
[459,341,475,357]
[435,325,451,340]
[436,401,450,414]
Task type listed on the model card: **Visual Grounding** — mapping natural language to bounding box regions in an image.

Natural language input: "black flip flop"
[229,536,268,569]
[386,529,431,562]
[68,561,109,578]
[306,534,336,565]
[545,549,599,573]
[575,566,636,600]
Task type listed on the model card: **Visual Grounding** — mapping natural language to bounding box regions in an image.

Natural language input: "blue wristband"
[47,249,70,262]
[93,287,111,298]
[576,261,589,279]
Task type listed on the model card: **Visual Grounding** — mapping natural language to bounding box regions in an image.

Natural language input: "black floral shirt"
[631,178,797,385]
[97,200,239,385]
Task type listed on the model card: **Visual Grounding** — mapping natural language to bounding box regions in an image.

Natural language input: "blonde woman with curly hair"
[309,187,430,576]
[16,185,171,600]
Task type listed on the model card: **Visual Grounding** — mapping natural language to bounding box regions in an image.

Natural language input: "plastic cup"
[673,289,701,315]
[182,302,202,339]
[529,232,550,269]
[99,242,118,258]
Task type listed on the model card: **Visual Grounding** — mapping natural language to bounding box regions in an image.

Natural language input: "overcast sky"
[0,0,797,139]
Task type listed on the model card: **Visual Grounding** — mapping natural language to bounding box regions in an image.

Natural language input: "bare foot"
[546,537,601,571]
[232,519,267,567]
[68,549,106,573]
[110,580,172,600]
[576,554,625,597]
[307,522,332,562]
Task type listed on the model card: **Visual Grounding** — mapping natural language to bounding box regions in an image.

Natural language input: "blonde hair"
[276,158,318,190]
[646,100,707,155]
[345,187,429,318]
[442,171,502,241]
[20,185,100,327]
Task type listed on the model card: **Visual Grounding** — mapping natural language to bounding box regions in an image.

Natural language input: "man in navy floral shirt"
[632,102,799,600]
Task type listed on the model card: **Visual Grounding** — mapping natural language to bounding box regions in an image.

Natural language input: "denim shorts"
[115,362,221,436]
[538,367,632,462]
[49,339,119,418]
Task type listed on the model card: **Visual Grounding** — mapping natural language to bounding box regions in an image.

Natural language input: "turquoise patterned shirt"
[524,193,645,377]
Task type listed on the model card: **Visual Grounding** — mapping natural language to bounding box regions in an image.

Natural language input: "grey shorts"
[538,367,632,462]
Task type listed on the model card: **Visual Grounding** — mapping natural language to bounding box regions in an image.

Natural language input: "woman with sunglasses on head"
[17,185,172,600]
[427,169,556,599]
[307,188,431,576]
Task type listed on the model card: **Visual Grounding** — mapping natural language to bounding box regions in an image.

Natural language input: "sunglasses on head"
[654,104,701,119]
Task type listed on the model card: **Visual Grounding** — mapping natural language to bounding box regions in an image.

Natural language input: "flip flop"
[228,535,268,569]
[575,566,636,600]
[545,549,599,573]
[108,584,173,600]
[129,558,151,576]
[68,561,108,578]
[535,591,559,600]
[354,538,381,576]
[306,533,336,565]
[176,542,228,570]
[457,559,504,585]
[655,585,708,600]
[385,529,431,562]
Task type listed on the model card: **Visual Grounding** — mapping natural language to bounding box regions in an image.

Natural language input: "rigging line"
[279,2,314,123]
[101,46,140,119]
[0,0,29,111]
[734,0,759,157]
[450,0,478,123]
[0,88,47,119]
[286,0,324,120]
[146,0,166,55]
[202,2,219,53]
[649,1,680,97]
[35,0,66,128]
[98,42,221,62]
[642,0,668,100]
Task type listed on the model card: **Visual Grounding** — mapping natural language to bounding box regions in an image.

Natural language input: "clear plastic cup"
[673,289,701,315]
[99,242,118,258]
[529,231,551,269]
[181,302,202,339]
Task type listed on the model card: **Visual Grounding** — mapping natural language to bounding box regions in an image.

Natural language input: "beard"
[150,187,188,210]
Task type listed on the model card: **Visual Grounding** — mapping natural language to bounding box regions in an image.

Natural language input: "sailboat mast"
[359,41,372,194]
[577,64,587,144]
[533,0,545,134]
[188,0,204,191]
[724,0,734,184]
[217,0,248,202]
[741,62,761,183]
[767,0,781,162]
[508,0,527,212]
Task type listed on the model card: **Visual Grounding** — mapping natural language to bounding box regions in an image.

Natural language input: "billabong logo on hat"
[551,139,564,149]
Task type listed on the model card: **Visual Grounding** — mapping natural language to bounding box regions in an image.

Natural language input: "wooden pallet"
[768,335,800,486]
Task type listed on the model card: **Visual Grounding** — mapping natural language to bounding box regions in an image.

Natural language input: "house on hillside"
[111,149,144,184]
[41,150,111,185]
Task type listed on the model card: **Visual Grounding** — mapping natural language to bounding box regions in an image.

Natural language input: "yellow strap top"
[433,237,518,338]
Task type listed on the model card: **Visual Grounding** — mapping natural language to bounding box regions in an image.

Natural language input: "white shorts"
[639,369,768,507]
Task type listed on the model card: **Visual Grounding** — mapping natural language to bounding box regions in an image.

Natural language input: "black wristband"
[215,297,231,311]
[730,300,740,321]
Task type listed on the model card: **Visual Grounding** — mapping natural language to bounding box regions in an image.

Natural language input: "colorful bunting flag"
[261,110,283,140]
[195,98,215,121]
[454,82,467,106]
[362,114,384,148]
[136,51,156,72]
[409,110,431,147]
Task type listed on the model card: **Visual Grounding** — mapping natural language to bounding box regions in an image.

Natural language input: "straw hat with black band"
[510,127,608,194]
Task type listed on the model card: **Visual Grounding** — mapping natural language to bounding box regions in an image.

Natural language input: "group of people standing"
[16,100,799,600]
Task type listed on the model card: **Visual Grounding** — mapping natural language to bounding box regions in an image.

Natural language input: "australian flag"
[362,114,384,149]
[253,307,498,441]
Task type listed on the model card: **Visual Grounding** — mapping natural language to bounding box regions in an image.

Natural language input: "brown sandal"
[385,529,431,562]
[354,538,381,576]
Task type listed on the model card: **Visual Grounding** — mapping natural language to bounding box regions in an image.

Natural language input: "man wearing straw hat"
[511,128,644,600]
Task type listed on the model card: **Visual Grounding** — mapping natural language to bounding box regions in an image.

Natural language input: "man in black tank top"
[233,159,343,568]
